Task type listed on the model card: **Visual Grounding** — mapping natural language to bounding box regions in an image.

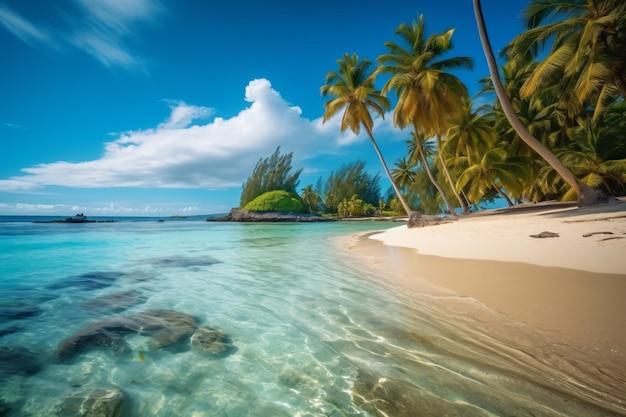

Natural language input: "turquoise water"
[0,217,624,416]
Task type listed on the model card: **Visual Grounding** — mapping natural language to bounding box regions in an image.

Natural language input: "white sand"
[370,200,626,275]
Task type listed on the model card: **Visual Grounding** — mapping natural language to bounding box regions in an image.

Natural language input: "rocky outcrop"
[58,387,124,417]
[208,209,334,222]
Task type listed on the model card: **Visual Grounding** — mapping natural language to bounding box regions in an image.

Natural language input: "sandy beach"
[344,198,626,410]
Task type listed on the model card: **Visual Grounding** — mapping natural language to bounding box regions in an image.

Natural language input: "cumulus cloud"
[0,79,374,192]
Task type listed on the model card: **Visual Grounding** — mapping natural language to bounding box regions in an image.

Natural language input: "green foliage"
[243,190,303,213]
[240,147,302,208]
[323,160,380,213]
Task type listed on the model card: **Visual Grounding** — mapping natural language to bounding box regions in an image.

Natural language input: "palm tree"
[405,131,456,214]
[300,184,321,214]
[509,0,626,120]
[456,147,530,205]
[321,53,413,216]
[472,0,606,207]
[545,118,626,199]
[378,15,474,215]
[391,156,419,192]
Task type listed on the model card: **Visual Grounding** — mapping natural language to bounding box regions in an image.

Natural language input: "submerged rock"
[190,326,236,357]
[57,309,198,360]
[0,303,43,320]
[58,387,124,417]
[82,290,145,313]
[47,272,126,292]
[0,346,43,376]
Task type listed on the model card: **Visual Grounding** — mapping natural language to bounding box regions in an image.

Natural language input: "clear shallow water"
[0,217,624,416]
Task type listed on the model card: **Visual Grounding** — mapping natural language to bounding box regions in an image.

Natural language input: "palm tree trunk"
[436,135,469,213]
[413,128,456,215]
[493,182,514,206]
[472,0,606,208]
[364,126,414,217]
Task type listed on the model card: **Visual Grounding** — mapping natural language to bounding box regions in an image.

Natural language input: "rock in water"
[58,387,124,417]
[57,309,198,360]
[190,326,236,357]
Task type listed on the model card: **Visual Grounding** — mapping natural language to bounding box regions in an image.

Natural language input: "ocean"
[0,216,623,416]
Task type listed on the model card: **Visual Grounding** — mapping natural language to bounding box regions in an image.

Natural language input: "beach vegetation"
[314,0,626,214]
[472,0,611,206]
[321,53,413,216]
[322,160,381,215]
[242,190,304,213]
[378,14,474,215]
[240,147,302,208]
[300,184,322,214]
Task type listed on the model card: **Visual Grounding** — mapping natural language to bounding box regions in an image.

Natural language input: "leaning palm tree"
[509,0,626,120]
[378,15,474,214]
[472,0,606,207]
[321,53,413,216]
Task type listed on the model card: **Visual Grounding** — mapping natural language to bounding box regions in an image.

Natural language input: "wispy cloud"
[0,3,53,47]
[0,0,163,70]
[0,79,374,192]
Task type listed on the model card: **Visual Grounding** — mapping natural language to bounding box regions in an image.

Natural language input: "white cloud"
[0,79,353,192]
[0,3,53,47]
[0,0,163,70]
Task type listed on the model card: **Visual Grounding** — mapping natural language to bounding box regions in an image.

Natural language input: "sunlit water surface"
[0,217,624,416]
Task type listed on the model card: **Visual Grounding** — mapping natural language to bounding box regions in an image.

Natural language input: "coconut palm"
[509,0,626,120]
[321,53,413,216]
[391,156,419,193]
[300,184,321,214]
[405,131,455,214]
[542,118,626,199]
[378,15,474,214]
[456,147,530,205]
[472,0,606,207]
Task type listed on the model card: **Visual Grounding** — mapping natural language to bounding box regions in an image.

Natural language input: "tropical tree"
[508,0,626,120]
[391,156,419,193]
[321,53,413,216]
[405,131,455,214]
[378,14,474,214]
[300,184,321,214]
[541,118,626,199]
[456,147,530,205]
[472,0,606,207]
[240,147,302,208]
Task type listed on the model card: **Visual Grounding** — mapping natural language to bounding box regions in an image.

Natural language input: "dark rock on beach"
[58,387,124,417]
[407,211,456,228]
[208,209,334,222]
[530,231,560,238]
[57,309,199,360]
[190,326,237,357]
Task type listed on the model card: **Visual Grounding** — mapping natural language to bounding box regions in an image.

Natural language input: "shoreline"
[342,198,626,401]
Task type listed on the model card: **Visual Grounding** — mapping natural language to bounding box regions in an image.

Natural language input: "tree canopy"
[240,147,302,208]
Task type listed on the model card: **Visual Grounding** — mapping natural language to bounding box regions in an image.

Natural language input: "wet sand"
[342,198,626,413]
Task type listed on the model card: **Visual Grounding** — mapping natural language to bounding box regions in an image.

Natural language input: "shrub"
[243,190,304,212]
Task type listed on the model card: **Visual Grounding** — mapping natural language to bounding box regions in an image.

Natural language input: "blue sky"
[1,0,529,216]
